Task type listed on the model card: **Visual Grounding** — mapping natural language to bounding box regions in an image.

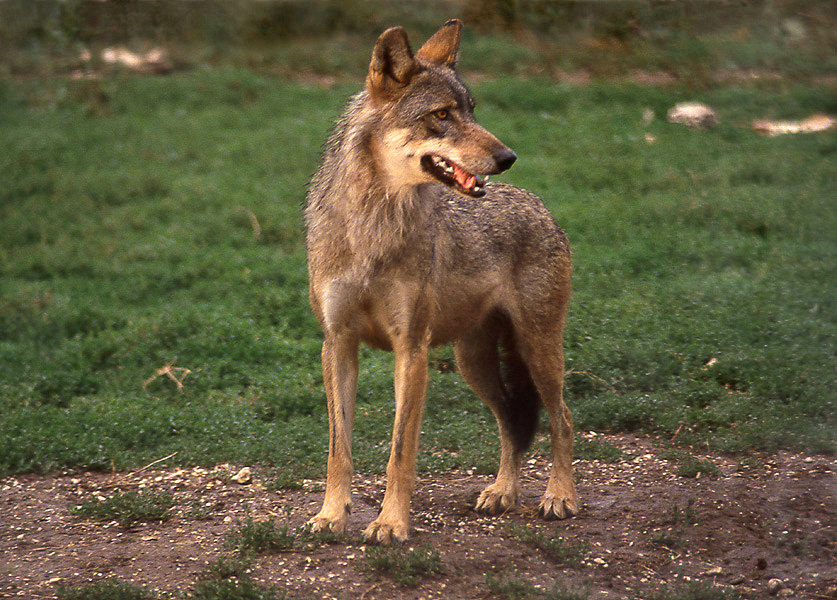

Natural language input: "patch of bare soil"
[1,434,834,599]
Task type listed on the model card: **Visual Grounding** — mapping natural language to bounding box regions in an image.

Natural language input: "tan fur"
[305,20,577,544]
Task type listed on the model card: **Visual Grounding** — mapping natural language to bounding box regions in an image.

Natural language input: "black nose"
[494,148,517,172]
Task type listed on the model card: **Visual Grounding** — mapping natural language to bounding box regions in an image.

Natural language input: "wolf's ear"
[416,19,462,68]
[367,26,419,103]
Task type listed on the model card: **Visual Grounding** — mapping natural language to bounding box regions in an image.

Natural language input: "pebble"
[767,578,784,595]
[232,467,252,485]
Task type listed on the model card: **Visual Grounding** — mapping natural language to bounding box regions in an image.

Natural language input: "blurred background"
[2,0,835,85]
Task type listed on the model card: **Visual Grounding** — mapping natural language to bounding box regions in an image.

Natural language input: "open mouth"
[421,155,487,198]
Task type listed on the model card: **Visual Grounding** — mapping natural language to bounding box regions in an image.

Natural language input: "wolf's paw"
[307,509,349,535]
[538,493,578,521]
[363,518,409,545]
[475,483,518,515]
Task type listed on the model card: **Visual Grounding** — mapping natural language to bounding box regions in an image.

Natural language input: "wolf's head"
[365,20,516,198]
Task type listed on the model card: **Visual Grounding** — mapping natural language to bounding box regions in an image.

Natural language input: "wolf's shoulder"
[439,183,559,227]
[432,182,568,253]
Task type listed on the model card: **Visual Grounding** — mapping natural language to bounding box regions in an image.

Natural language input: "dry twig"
[143,361,192,394]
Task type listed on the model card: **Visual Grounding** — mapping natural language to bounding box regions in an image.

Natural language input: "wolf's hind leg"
[454,326,537,515]
[520,337,578,520]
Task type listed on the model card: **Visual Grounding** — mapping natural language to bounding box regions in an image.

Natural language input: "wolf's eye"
[433,109,449,121]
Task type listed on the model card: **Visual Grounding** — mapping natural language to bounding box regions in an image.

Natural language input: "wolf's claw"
[363,519,409,544]
[475,483,518,515]
[538,494,578,520]
[307,510,348,535]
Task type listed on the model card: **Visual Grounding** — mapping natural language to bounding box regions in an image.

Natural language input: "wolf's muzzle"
[493,148,517,173]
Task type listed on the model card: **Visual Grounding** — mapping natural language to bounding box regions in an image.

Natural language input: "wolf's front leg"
[363,340,429,544]
[308,334,359,535]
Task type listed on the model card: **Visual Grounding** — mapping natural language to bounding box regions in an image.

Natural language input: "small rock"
[703,566,723,576]
[232,467,252,485]
[768,578,784,595]
[667,102,718,128]
[730,575,745,585]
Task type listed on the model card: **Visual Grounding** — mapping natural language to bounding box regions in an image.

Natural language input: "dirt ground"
[1,433,834,600]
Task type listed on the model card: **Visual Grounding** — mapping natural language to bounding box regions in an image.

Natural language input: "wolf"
[304,19,576,543]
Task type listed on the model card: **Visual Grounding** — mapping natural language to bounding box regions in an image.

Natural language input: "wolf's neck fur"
[307,91,428,268]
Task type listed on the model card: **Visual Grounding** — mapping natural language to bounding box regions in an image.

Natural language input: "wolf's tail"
[497,325,540,453]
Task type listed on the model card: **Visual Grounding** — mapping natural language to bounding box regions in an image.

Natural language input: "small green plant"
[189,554,291,600]
[363,543,445,587]
[665,499,698,527]
[662,449,721,478]
[201,554,254,580]
[644,578,741,600]
[487,573,588,600]
[56,578,158,600]
[297,524,347,547]
[223,515,296,555]
[651,498,701,550]
[487,572,541,600]
[546,582,589,600]
[507,524,589,566]
[190,575,286,600]
[70,490,176,527]
[182,499,214,521]
[649,530,688,550]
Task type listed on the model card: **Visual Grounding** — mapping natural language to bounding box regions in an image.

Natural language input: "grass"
[486,573,588,600]
[650,499,700,550]
[665,499,698,527]
[55,557,292,600]
[363,543,445,587]
[222,511,344,556]
[0,49,835,480]
[70,490,176,527]
[644,579,741,600]
[507,524,590,567]
[224,515,297,555]
[57,578,158,600]
[661,448,722,479]
[573,435,626,463]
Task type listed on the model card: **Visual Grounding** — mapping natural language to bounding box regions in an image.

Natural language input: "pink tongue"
[454,164,476,190]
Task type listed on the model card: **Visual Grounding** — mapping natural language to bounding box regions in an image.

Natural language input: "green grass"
[507,524,590,567]
[644,579,741,600]
[55,557,292,600]
[486,573,588,600]
[363,543,445,587]
[0,66,835,478]
[70,490,176,527]
[224,515,296,555]
[661,448,721,479]
[573,435,626,463]
[57,578,158,600]
[650,499,700,551]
